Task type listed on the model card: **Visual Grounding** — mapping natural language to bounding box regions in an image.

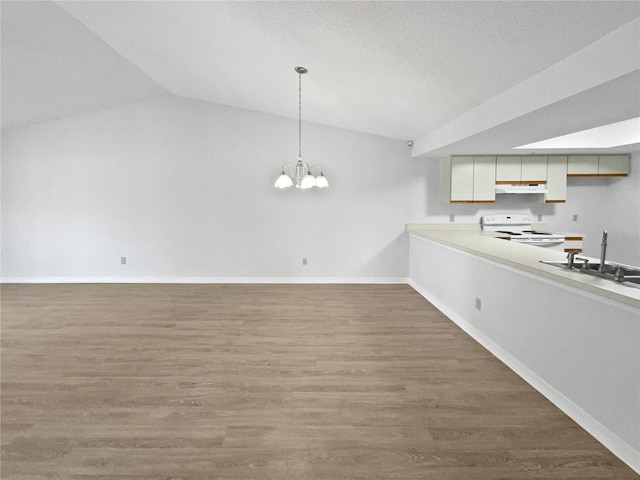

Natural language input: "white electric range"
[481,214,565,249]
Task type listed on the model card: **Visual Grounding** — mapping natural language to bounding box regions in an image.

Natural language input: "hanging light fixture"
[274,66,329,190]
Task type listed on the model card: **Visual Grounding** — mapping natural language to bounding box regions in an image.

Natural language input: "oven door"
[512,237,565,250]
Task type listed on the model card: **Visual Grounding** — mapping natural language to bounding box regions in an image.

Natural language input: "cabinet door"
[521,156,547,182]
[496,156,521,182]
[450,156,474,202]
[598,155,629,176]
[568,155,598,175]
[473,156,496,202]
[546,156,567,203]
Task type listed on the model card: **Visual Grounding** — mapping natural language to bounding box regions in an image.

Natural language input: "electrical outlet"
[475,297,482,311]
[120,257,127,265]
[449,214,455,223]
[537,214,542,222]
[302,258,308,266]
[573,214,578,222]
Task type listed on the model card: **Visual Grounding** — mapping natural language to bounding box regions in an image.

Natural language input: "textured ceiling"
[2,1,639,155]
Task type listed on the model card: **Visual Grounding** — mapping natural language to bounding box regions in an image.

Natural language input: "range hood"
[495,183,548,194]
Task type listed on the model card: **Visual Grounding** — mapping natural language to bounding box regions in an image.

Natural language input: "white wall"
[2,95,638,282]
[1,96,410,281]
[407,152,640,265]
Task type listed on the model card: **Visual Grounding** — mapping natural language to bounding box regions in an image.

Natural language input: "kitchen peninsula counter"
[406,223,640,308]
[407,223,640,473]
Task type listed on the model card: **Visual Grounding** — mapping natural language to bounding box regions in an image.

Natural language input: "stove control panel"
[481,214,532,226]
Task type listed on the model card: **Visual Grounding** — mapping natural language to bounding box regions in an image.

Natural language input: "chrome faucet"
[599,230,608,273]
[566,251,577,269]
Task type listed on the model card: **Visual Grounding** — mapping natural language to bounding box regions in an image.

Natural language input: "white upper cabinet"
[521,156,547,182]
[441,154,628,204]
[450,156,474,202]
[443,156,495,203]
[473,157,496,202]
[567,155,598,175]
[597,155,630,175]
[495,156,547,182]
[496,156,521,182]
[546,156,567,203]
[567,154,629,176]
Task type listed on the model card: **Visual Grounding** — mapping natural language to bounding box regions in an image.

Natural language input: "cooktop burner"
[495,229,555,237]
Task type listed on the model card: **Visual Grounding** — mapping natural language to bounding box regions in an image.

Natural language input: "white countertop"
[406,224,640,308]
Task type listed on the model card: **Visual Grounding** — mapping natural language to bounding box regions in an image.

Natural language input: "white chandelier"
[274,66,329,189]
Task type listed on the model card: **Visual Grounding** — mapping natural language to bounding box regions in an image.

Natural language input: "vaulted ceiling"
[2,1,639,157]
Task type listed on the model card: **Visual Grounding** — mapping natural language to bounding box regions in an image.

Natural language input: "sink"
[540,259,640,285]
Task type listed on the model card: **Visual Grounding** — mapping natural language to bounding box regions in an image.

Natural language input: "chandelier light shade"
[315,171,329,188]
[274,170,294,189]
[274,66,329,190]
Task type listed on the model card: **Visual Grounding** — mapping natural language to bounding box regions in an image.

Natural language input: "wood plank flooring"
[1,283,637,479]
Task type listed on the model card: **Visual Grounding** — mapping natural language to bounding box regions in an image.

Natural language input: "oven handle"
[513,239,565,246]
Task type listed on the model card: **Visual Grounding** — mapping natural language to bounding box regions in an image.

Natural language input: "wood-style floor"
[1,283,637,479]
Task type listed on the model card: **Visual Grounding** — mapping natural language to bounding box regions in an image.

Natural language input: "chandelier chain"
[298,71,302,158]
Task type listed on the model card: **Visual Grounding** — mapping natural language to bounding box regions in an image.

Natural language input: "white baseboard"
[1,276,409,285]
[409,279,640,475]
